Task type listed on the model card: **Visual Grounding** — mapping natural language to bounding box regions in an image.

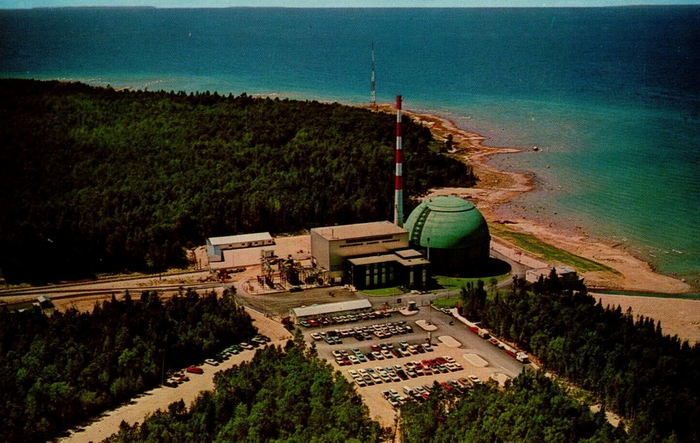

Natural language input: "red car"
[440,382,453,390]
[186,366,204,374]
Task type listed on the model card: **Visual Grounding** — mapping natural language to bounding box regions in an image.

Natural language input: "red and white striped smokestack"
[394,95,404,227]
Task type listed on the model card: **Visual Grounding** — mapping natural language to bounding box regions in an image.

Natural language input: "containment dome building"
[404,195,490,275]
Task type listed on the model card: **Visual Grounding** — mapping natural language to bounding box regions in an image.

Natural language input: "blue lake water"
[1,6,698,284]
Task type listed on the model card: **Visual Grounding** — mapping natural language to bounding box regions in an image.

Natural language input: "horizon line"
[4,3,699,9]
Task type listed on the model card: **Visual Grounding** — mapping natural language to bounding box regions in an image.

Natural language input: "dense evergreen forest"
[401,371,622,442]
[0,290,255,442]
[460,273,700,442]
[106,343,387,442]
[0,79,474,283]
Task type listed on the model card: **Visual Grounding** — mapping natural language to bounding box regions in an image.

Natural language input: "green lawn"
[432,295,461,309]
[490,223,617,274]
[434,274,506,291]
[360,286,405,296]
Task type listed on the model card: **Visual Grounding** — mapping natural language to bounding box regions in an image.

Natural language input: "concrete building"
[310,221,430,289]
[404,196,491,276]
[346,249,429,290]
[525,265,578,285]
[207,232,274,263]
[291,299,373,321]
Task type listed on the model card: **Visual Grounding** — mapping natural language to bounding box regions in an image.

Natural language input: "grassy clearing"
[432,273,509,309]
[432,295,461,309]
[435,274,507,291]
[490,224,618,274]
[361,286,405,296]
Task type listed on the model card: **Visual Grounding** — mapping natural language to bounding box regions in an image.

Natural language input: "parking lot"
[301,305,526,426]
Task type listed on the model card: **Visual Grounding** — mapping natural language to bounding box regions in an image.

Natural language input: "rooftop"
[347,254,398,266]
[292,299,372,318]
[209,235,311,270]
[208,232,272,246]
[311,221,406,241]
[405,196,490,249]
[347,252,429,267]
[394,249,423,259]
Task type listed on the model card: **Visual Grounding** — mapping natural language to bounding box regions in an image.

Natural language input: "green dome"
[404,196,490,274]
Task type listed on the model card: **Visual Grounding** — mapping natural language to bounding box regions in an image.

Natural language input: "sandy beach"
[378,104,693,295]
[593,293,700,345]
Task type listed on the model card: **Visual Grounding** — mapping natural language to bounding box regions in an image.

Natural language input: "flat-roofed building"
[207,232,274,262]
[346,249,429,290]
[310,221,429,289]
[311,221,408,272]
[291,299,372,321]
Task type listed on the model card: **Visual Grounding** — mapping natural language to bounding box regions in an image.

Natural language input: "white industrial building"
[291,299,373,321]
[207,232,274,263]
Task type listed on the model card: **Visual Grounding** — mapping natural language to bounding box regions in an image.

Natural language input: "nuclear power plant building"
[404,195,491,276]
[310,221,430,290]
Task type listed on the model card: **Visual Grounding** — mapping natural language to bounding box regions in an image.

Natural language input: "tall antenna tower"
[394,95,404,227]
[370,42,376,109]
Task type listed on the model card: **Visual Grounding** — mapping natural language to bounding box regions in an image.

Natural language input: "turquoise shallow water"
[1,7,698,284]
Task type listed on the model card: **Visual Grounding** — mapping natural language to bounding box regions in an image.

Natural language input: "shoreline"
[376,104,693,294]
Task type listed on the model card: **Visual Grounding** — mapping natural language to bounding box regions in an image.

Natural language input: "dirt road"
[61,309,292,443]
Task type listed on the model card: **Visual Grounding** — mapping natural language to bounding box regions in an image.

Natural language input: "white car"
[204,358,219,366]
[468,375,482,385]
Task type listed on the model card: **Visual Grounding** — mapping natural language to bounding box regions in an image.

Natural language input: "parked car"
[468,375,483,385]
[186,366,204,374]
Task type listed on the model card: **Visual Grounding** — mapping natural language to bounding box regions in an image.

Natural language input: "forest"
[0,289,255,442]
[0,79,475,283]
[459,272,700,442]
[105,342,387,442]
[401,371,622,442]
